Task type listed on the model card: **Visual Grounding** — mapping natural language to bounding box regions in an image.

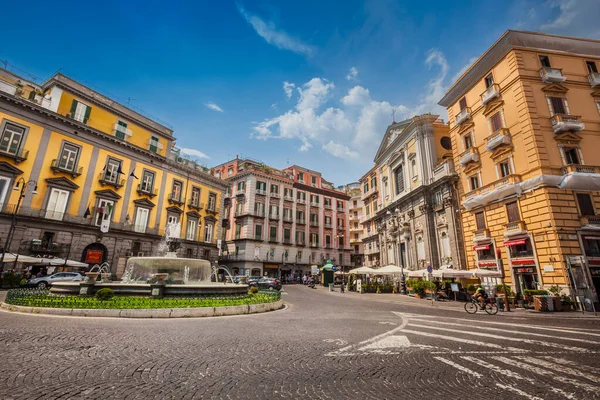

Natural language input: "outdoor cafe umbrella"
[407,269,428,278]
[34,258,88,268]
[472,268,502,278]
[375,265,406,275]
[0,253,42,264]
[348,266,377,274]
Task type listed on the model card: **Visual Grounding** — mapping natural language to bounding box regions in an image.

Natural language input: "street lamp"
[399,223,411,295]
[0,178,37,271]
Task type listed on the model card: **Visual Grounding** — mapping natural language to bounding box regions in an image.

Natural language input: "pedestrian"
[302,274,307,285]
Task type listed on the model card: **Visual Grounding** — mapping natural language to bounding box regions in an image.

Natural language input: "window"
[433,190,443,207]
[284,228,291,243]
[149,136,160,153]
[296,231,305,244]
[235,223,242,239]
[134,207,149,233]
[484,74,494,88]
[104,157,122,183]
[237,181,245,192]
[297,191,306,201]
[394,165,404,194]
[270,226,277,242]
[171,180,183,202]
[70,100,91,124]
[324,216,331,226]
[256,181,266,191]
[508,238,534,258]
[505,201,521,223]
[310,233,319,246]
[353,200,357,207]
[58,142,80,171]
[190,187,200,206]
[371,177,377,189]
[115,120,129,140]
[411,159,417,179]
[463,133,473,150]
[337,217,344,228]
[269,205,279,218]
[548,96,567,115]
[204,223,214,243]
[311,176,317,186]
[364,183,369,193]
[283,208,292,220]
[296,210,305,221]
[95,199,114,226]
[254,202,265,216]
[228,167,233,177]
[417,237,425,260]
[489,112,503,132]
[0,176,10,206]
[167,214,179,227]
[475,211,486,230]
[440,232,451,259]
[459,97,467,111]
[469,175,479,191]
[207,193,217,211]
[311,194,319,204]
[270,184,278,194]
[324,197,331,207]
[564,147,580,165]
[0,122,24,155]
[577,193,595,216]
[45,188,69,220]
[587,61,598,74]
[539,55,551,68]
[298,172,304,182]
[284,188,293,198]
[186,219,197,241]
[310,213,318,224]
[141,170,155,192]
[366,204,370,216]
[325,235,331,247]
[499,161,511,177]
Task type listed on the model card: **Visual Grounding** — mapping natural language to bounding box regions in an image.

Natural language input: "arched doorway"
[82,243,108,266]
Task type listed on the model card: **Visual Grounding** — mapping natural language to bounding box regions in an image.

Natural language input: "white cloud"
[180,148,210,159]
[296,78,335,112]
[204,102,223,112]
[346,67,358,81]
[341,86,371,106]
[237,5,315,57]
[322,141,360,159]
[533,0,600,39]
[541,0,578,31]
[450,56,479,84]
[283,81,295,99]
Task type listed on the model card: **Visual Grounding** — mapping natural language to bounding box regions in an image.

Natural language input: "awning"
[34,258,89,267]
[504,239,527,247]
[0,253,43,263]
[511,259,536,265]
[473,244,490,251]
[583,236,600,240]
[478,261,497,267]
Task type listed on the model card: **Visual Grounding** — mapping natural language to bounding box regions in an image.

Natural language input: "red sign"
[511,259,536,265]
[478,262,497,267]
[517,268,534,273]
[474,244,490,251]
[583,236,600,240]
[589,259,600,265]
[85,250,103,264]
[504,239,527,247]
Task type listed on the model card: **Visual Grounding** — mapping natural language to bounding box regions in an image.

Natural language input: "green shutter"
[83,105,91,124]
[69,100,78,118]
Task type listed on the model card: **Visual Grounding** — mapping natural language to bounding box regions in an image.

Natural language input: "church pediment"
[482,99,505,117]
[542,83,568,95]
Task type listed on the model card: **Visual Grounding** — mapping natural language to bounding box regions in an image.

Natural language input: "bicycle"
[464,296,498,315]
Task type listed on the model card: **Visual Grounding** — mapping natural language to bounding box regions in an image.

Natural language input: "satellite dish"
[440,136,452,150]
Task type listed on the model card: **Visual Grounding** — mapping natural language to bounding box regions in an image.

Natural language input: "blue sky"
[2,0,599,185]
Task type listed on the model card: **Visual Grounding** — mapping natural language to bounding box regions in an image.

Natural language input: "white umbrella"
[408,269,428,278]
[348,266,377,274]
[438,269,474,279]
[472,268,502,278]
[0,253,41,263]
[34,258,88,267]
[375,265,406,275]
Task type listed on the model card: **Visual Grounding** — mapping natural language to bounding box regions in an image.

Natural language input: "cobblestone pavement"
[1,286,599,399]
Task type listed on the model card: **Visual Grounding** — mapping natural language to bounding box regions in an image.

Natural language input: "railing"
[433,159,455,182]
[310,202,319,207]
[113,123,133,139]
[581,216,600,226]
[297,198,306,204]
[296,218,306,224]
[98,173,125,188]
[283,239,291,245]
[256,189,267,196]
[458,148,479,167]
[324,223,332,229]
[0,147,29,164]
[463,175,521,200]
[563,164,600,174]
[188,201,203,210]
[504,220,526,232]
[539,67,566,83]
[337,207,345,212]
[269,213,280,220]
[310,221,319,227]
[309,242,318,248]
[473,228,489,239]
[480,83,500,105]
[270,192,280,198]
[168,193,184,205]
[206,206,219,214]
[268,237,278,243]
[589,72,600,88]
[236,188,245,196]
[136,184,158,197]
[235,209,247,217]
[297,240,305,246]
[283,215,293,222]
[0,80,19,96]
[146,140,164,153]
[484,128,511,152]
[551,114,584,134]
[455,107,471,125]
[324,204,332,210]
[253,210,266,217]
[50,159,83,177]
[283,195,294,201]
[337,225,345,230]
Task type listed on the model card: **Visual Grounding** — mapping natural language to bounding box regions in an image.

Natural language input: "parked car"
[257,278,281,291]
[247,276,262,287]
[26,272,84,288]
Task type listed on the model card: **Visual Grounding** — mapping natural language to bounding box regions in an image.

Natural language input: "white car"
[26,272,84,288]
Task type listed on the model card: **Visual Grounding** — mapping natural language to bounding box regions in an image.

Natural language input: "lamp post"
[0,178,37,272]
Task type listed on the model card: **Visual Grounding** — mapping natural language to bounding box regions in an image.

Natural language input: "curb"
[0,300,284,319]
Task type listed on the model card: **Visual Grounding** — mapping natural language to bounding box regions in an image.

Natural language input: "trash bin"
[328,283,334,292]
[533,295,549,312]
[495,297,505,311]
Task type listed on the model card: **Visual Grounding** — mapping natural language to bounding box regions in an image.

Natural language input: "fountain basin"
[122,257,213,285]
[50,282,249,297]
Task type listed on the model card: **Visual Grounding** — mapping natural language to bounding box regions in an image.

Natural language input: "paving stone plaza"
[1,286,599,399]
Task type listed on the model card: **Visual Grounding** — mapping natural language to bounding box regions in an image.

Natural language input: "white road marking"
[407,323,591,353]
[494,383,546,400]
[323,339,348,346]
[359,335,410,351]
[541,356,599,374]
[513,356,600,384]
[492,356,599,393]
[433,357,482,378]
[408,318,600,345]
[378,321,397,325]
[401,329,526,352]
[550,388,578,400]
[461,356,536,383]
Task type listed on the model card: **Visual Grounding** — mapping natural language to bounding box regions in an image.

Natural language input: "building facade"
[359,166,381,268]
[213,158,351,277]
[438,30,600,305]
[341,182,365,268]
[368,114,464,272]
[0,69,226,276]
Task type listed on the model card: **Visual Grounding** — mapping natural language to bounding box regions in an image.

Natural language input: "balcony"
[551,114,585,134]
[188,201,203,211]
[50,159,83,178]
[310,201,319,208]
[581,216,600,226]
[480,84,500,105]
[455,107,472,125]
[539,67,566,83]
[270,191,280,198]
[563,164,600,174]
[297,240,305,247]
[256,189,267,196]
[324,223,332,229]
[473,228,489,241]
[504,220,526,235]
[337,207,345,213]
[310,220,319,227]
[337,225,346,231]
[146,140,164,153]
[253,210,266,218]
[168,193,184,206]
[309,242,318,248]
[589,72,600,88]
[236,188,246,196]
[484,128,512,152]
[296,218,306,225]
[0,147,29,164]
[206,206,219,215]
[235,209,247,217]
[113,123,133,140]
[269,213,280,220]
[268,237,278,244]
[136,184,158,198]
[283,195,294,201]
[324,204,332,210]
[433,159,455,182]
[458,148,480,167]
[98,173,125,189]
[297,198,306,204]
[464,174,522,200]
[283,239,292,245]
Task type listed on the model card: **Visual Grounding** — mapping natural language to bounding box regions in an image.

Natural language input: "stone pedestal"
[79,282,96,296]
[151,284,165,299]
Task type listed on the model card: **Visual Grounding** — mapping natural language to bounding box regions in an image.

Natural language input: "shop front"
[579,235,600,304]
[263,263,279,278]
[474,242,498,270]
[504,237,539,294]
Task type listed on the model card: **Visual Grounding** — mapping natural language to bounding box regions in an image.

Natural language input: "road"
[1,285,599,399]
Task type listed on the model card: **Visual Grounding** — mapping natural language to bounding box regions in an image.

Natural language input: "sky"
[2,0,599,186]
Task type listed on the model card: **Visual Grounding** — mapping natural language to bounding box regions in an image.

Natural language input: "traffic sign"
[332,266,337,271]
[427,265,433,274]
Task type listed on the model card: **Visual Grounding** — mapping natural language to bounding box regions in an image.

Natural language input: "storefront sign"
[478,262,497,267]
[511,259,536,266]
[516,268,534,273]
[588,259,600,266]
[85,250,103,264]
[583,236,600,240]
[264,264,278,270]
[474,244,490,251]
[504,239,526,247]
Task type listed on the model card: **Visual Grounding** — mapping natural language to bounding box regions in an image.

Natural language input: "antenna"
[392,108,396,123]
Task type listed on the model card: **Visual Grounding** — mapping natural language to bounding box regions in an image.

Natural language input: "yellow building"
[0,68,226,275]
[438,30,600,307]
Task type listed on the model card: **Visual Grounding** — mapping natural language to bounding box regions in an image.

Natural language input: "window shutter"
[83,105,91,124]
[505,202,521,223]
[475,212,486,230]
[69,100,78,117]
[459,97,467,110]
[550,97,566,115]
[490,112,503,132]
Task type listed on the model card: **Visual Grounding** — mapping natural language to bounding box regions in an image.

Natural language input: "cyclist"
[473,284,488,309]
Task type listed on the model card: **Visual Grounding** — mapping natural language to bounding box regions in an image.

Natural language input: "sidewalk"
[304,284,600,319]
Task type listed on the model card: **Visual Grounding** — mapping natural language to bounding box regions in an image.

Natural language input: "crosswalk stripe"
[460,356,536,383]
[492,356,599,393]
[541,356,599,374]
[494,383,546,400]
[408,318,600,345]
[407,323,591,353]
[433,356,483,378]
[401,329,525,352]
[550,388,578,400]
[513,356,600,384]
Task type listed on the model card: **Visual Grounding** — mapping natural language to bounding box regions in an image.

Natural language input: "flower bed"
[4,288,280,309]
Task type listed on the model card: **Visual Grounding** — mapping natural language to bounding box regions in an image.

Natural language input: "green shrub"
[95,288,115,301]
[495,284,510,294]
[523,289,549,297]
[548,285,561,296]
[466,283,476,292]
[249,286,259,294]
